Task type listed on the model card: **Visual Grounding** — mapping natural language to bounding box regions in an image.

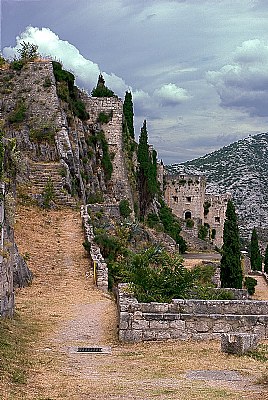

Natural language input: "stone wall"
[204,193,231,247]
[83,96,134,208]
[81,205,108,291]
[117,284,268,342]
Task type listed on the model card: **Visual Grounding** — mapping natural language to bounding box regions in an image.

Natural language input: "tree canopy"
[123,91,134,138]
[91,74,115,97]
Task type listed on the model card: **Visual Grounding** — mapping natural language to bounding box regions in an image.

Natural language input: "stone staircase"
[29,162,77,208]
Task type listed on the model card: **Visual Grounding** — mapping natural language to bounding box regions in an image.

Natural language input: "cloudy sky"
[2,0,268,164]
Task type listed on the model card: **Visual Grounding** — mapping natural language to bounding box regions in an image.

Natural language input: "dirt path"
[10,206,268,400]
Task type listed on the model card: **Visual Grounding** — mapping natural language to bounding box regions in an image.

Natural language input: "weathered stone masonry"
[117,285,268,342]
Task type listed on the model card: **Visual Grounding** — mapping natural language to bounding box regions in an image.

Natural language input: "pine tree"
[220,200,243,288]
[250,227,262,271]
[123,91,134,138]
[264,244,268,273]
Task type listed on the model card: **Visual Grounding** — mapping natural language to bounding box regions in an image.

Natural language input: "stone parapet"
[116,284,268,343]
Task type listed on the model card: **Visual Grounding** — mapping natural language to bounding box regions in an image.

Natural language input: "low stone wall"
[81,205,108,291]
[117,284,268,342]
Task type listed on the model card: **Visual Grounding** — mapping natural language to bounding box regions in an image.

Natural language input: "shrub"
[244,276,257,295]
[186,218,194,228]
[10,60,24,71]
[146,213,160,228]
[97,111,113,124]
[43,76,52,88]
[8,101,26,123]
[42,178,54,208]
[198,224,209,240]
[119,199,131,218]
[29,125,55,144]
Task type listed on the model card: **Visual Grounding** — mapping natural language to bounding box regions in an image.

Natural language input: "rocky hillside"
[167,133,268,242]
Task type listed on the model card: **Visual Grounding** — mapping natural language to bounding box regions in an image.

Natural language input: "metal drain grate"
[77,347,103,353]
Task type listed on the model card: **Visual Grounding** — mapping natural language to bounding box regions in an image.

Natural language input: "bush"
[10,60,23,71]
[186,218,194,228]
[97,111,113,124]
[244,276,257,295]
[8,101,26,123]
[42,178,54,208]
[198,224,209,240]
[119,199,131,218]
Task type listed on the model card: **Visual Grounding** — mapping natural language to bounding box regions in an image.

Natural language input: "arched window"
[185,211,191,220]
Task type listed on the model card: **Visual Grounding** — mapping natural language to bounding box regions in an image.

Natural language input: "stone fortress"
[164,172,230,248]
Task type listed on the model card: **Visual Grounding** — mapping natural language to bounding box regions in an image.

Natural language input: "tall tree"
[123,91,134,138]
[250,227,262,271]
[220,200,243,288]
[137,120,158,219]
[264,244,268,273]
[91,74,114,97]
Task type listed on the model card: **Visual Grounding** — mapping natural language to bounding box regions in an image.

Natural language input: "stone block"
[221,333,259,355]
[142,330,157,340]
[169,319,185,330]
[156,331,171,340]
[149,320,169,329]
[132,319,149,330]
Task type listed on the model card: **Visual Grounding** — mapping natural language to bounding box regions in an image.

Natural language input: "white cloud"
[207,39,268,116]
[154,83,191,106]
[3,26,128,96]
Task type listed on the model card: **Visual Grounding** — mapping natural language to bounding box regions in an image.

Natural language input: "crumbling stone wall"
[83,96,134,207]
[204,193,231,247]
[117,285,268,342]
[164,173,229,247]
[81,205,108,291]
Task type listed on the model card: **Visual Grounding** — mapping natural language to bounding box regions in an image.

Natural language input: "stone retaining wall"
[117,284,268,342]
[81,205,108,291]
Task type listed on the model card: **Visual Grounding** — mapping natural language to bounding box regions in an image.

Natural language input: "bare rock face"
[13,243,32,288]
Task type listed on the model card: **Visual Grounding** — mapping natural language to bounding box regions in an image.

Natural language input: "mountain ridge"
[167,132,268,242]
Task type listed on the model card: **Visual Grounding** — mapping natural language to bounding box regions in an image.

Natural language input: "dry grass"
[0,205,268,399]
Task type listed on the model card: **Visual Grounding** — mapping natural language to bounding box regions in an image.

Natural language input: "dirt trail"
[11,206,268,400]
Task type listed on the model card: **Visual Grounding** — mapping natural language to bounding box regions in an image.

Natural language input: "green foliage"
[191,264,216,285]
[43,76,52,88]
[0,55,6,67]
[146,212,161,229]
[247,344,268,362]
[82,239,91,253]
[97,111,113,124]
[244,276,257,295]
[42,178,54,208]
[158,201,187,253]
[137,120,159,218]
[88,131,113,181]
[87,191,104,204]
[123,91,134,138]
[119,199,132,218]
[220,200,243,289]
[17,41,39,62]
[10,59,24,71]
[91,74,115,97]
[52,61,89,120]
[29,125,55,144]
[186,218,194,228]
[189,286,234,300]
[94,233,123,262]
[127,247,193,303]
[198,224,209,240]
[8,101,26,123]
[264,244,268,273]
[250,227,262,271]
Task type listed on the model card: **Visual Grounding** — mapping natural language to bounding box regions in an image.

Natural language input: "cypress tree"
[123,91,134,138]
[137,120,158,219]
[220,200,243,288]
[250,227,262,271]
[264,244,268,273]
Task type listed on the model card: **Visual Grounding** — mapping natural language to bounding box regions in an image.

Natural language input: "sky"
[2,0,268,164]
